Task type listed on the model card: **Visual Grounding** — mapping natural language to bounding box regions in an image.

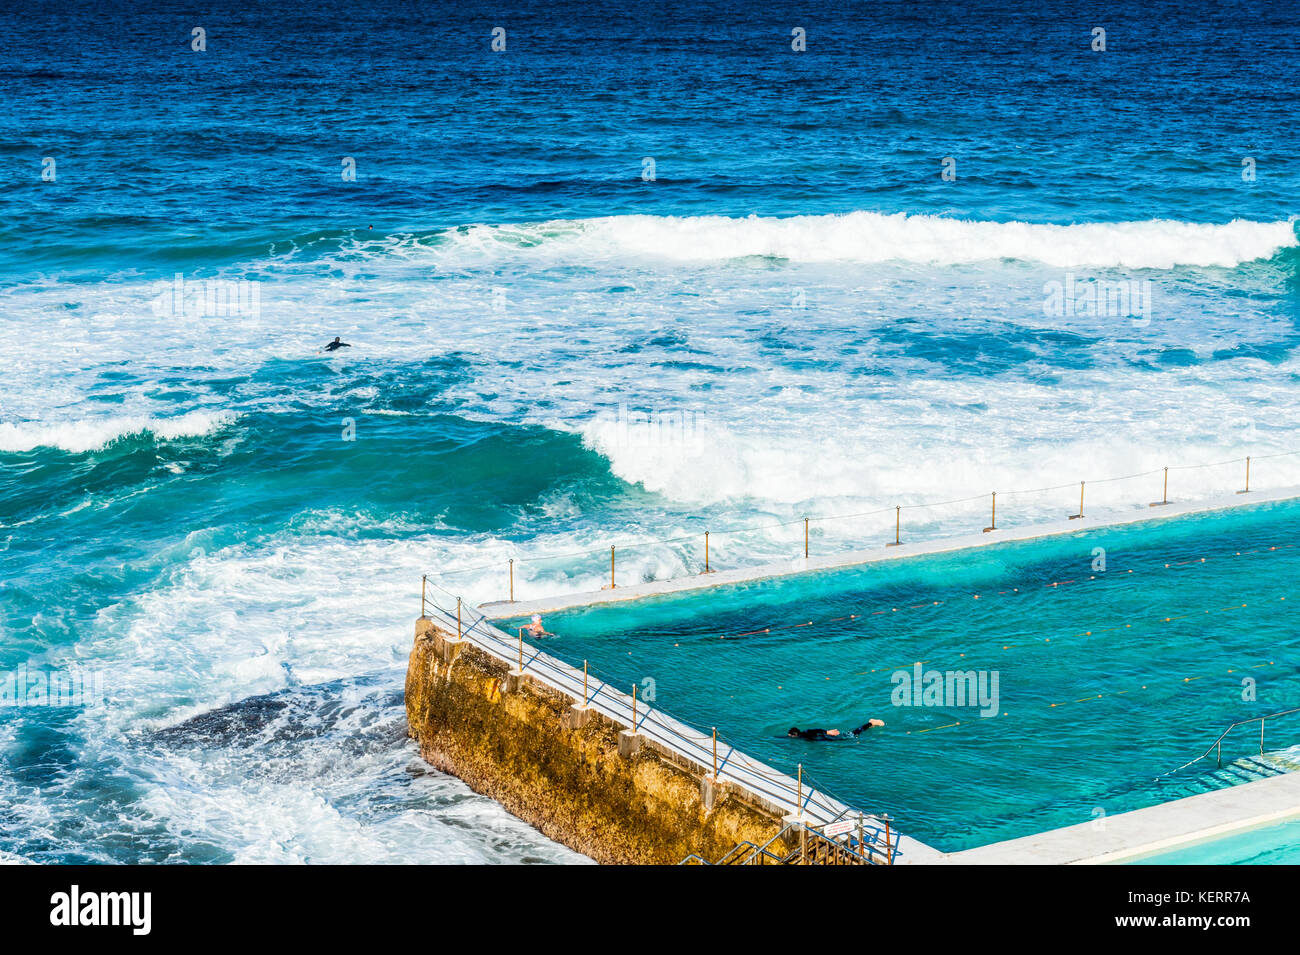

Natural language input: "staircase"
[1157,706,1300,786]
[1159,750,1300,800]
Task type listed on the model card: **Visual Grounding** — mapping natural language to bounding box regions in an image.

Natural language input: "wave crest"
[428,212,1298,269]
[0,410,235,454]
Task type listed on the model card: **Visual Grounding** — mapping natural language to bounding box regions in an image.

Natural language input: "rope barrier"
[565,590,1294,726]
[900,655,1287,740]
[579,540,1295,645]
[866,594,1292,688]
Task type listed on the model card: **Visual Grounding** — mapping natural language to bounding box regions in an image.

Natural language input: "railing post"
[583,659,588,705]
[796,763,803,820]
[712,726,718,778]
[983,491,996,533]
[882,813,893,865]
[1261,718,1265,755]
[456,596,462,638]
[517,628,523,674]
[1151,467,1169,507]
[610,545,616,589]
[1217,739,1222,768]
[804,517,809,559]
[887,506,902,547]
[631,682,637,730]
[704,531,711,574]
[508,558,514,602]
[1070,481,1085,520]
[1239,456,1251,495]
[421,575,427,618]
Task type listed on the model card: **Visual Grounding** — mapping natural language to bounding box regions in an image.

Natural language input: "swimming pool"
[1129,816,1300,864]
[499,498,1300,853]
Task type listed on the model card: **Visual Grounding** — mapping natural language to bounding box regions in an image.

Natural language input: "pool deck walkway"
[943,770,1300,865]
[480,485,1300,619]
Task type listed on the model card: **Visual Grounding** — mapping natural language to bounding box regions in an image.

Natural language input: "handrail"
[1157,706,1300,778]
[732,825,796,865]
[715,840,761,864]
[421,593,883,832]
[681,817,893,865]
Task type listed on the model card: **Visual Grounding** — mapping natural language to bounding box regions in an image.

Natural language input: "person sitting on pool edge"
[787,719,884,741]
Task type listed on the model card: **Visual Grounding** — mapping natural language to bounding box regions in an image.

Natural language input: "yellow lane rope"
[904,659,1282,737]
[856,595,1290,680]
[644,541,1295,644]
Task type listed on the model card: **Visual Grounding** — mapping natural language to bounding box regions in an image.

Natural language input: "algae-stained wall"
[405,619,788,864]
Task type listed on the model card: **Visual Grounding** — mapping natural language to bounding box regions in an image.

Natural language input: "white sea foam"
[6,208,1300,865]
[426,213,1299,269]
[0,410,235,453]
[41,530,590,864]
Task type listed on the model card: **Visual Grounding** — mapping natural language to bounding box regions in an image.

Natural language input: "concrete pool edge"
[479,485,1300,618]
[941,771,1300,865]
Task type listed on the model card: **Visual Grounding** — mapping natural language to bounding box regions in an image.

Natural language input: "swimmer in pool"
[787,719,884,740]
[787,727,839,741]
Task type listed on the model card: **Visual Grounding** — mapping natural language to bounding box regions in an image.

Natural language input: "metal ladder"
[1157,705,1300,780]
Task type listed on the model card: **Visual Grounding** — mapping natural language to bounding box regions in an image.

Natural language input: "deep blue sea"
[1,0,1298,862]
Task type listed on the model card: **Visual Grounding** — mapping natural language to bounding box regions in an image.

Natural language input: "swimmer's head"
[531,614,542,623]
[787,727,800,737]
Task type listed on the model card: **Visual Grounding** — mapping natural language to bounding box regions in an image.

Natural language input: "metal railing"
[429,449,1300,604]
[682,814,896,865]
[1157,706,1300,779]
[418,584,900,843]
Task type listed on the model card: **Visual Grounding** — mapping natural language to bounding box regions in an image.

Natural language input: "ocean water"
[1,0,1298,863]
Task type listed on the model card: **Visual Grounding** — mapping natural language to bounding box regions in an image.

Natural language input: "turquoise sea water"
[2,0,1299,862]
[501,499,1300,852]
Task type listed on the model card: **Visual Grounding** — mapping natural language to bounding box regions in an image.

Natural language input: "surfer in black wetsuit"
[323,336,350,352]
[787,719,884,740]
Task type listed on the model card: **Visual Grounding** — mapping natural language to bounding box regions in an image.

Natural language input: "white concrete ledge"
[481,485,1300,619]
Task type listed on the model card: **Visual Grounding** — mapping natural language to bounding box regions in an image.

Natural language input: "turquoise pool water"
[1130,817,1300,864]
[500,499,1300,853]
